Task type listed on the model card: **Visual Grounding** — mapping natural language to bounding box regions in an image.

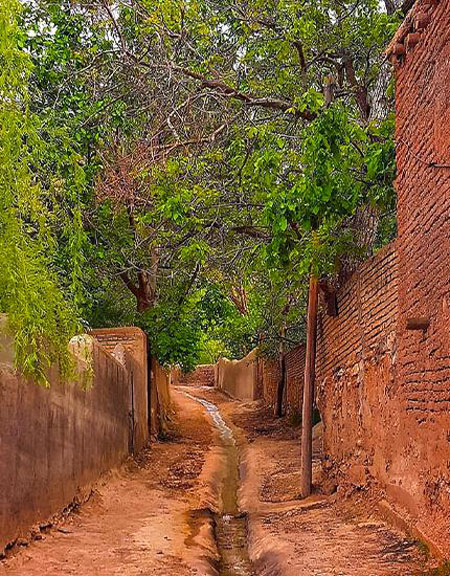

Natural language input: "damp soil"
[185,394,254,576]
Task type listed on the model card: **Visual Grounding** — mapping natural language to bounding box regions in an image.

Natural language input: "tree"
[16,0,399,391]
[0,0,82,385]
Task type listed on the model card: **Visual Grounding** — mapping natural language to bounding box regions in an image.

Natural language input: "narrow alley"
[1,0,449,574]
[1,387,430,576]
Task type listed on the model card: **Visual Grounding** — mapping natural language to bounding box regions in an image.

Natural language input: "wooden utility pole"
[275,325,286,418]
[300,274,319,497]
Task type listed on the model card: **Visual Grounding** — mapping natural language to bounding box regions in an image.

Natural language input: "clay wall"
[388,0,450,554]
[315,243,399,486]
[0,333,131,551]
[216,350,259,401]
[171,364,215,387]
[90,327,149,451]
[151,358,173,437]
[260,345,306,416]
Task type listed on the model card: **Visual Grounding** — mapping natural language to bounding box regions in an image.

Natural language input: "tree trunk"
[275,325,286,418]
[120,269,156,313]
[136,271,155,312]
[300,274,319,497]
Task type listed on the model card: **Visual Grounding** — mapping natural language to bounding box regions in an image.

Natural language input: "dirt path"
[0,390,220,576]
[1,386,432,576]
[191,387,430,576]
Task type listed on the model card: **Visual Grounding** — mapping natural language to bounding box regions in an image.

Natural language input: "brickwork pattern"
[393,0,450,553]
[315,243,399,481]
[173,364,215,387]
[313,2,450,554]
[260,345,306,416]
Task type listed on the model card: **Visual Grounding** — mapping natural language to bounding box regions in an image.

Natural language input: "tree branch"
[171,65,316,121]
[119,270,140,297]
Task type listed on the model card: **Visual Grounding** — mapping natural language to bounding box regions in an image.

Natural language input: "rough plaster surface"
[216,350,259,401]
[0,336,130,550]
[91,327,149,451]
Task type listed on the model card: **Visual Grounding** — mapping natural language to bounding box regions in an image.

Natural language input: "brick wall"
[315,243,399,485]
[260,356,279,410]
[172,364,215,387]
[285,346,306,416]
[387,0,450,554]
[316,2,450,555]
[260,345,306,416]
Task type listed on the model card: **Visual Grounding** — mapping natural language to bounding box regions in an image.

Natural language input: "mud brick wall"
[91,327,149,451]
[216,350,260,401]
[390,0,450,554]
[260,345,306,416]
[316,243,399,487]
[260,356,280,411]
[316,237,449,555]
[151,358,173,437]
[285,346,306,416]
[0,331,131,552]
[172,364,215,387]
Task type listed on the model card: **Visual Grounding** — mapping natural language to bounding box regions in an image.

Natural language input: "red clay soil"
[193,388,432,576]
[1,387,434,576]
[0,391,220,576]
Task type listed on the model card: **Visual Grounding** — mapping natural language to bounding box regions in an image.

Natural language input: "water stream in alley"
[184,392,254,576]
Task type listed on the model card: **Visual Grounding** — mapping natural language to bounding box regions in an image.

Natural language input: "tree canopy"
[0,0,404,378]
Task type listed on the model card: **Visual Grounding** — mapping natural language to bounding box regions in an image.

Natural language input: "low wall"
[216,350,259,401]
[91,327,149,451]
[0,333,133,551]
[171,364,215,387]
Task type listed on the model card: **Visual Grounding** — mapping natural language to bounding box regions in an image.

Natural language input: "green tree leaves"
[0,0,80,384]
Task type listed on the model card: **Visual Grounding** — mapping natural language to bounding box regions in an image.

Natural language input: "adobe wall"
[0,333,130,551]
[388,0,450,554]
[90,327,149,451]
[260,345,306,416]
[216,350,259,401]
[316,243,399,486]
[315,238,449,554]
[171,364,215,387]
[151,357,173,437]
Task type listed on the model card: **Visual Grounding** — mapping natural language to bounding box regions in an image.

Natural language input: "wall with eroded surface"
[389,0,450,554]
[0,332,131,551]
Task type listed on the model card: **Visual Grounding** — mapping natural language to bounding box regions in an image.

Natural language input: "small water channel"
[185,393,254,576]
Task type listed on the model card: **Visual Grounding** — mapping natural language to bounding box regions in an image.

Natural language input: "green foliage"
[10,0,402,370]
[261,105,396,277]
[141,284,231,371]
[0,0,80,385]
